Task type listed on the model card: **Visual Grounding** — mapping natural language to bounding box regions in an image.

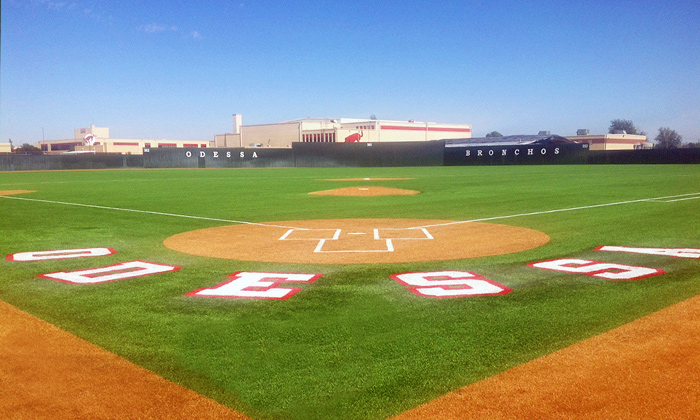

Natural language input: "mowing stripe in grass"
[2,192,699,232]
[0,195,301,229]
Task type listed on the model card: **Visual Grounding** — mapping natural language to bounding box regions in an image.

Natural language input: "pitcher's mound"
[321,178,414,181]
[164,219,549,264]
[310,187,420,197]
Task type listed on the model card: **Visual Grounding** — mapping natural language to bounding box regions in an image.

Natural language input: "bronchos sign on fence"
[444,139,589,166]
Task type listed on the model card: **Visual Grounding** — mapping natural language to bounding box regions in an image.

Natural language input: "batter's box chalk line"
[279,227,434,253]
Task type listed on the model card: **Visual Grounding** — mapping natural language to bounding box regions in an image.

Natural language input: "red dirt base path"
[3,293,699,419]
[391,293,700,420]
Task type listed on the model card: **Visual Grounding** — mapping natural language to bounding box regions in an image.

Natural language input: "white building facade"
[36,125,213,154]
[566,133,651,150]
[215,115,472,148]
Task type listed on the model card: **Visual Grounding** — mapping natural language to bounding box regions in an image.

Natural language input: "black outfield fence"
[292,141,445,167]
[587,148,700,164]
[0,153,143,171]
[2,143,699,171]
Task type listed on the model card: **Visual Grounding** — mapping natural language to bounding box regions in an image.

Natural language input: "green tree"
[13,143,43,154]
[654,127,682,149]
[608,119,644,135]
[485,131,503,137]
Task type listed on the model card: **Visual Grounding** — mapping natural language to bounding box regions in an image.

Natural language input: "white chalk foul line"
[649,193,700,203]
[3,191,699,232]
[411,192,700,229]
[0,195,301,230]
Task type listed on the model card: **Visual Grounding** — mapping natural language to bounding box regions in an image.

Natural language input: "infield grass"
[1,164,699,419]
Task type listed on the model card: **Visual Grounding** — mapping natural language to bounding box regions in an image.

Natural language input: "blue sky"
[2,0,699,143]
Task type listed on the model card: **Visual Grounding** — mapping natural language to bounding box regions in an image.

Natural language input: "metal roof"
[444,134,574,147]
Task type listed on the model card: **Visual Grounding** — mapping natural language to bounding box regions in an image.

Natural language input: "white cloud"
[142,23,167,33]
[8,0,78,11]
[141,24,195,38]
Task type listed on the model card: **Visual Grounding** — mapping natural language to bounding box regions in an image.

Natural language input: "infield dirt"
[0,190,36,196]
[163,219,551,264]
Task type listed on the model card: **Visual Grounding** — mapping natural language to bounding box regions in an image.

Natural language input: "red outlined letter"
[7,247,117,262]
[391,270,512,298]
[186,271,322,300]
[595,246,700,259]
[528,259,665,281]
[38,261,180,284]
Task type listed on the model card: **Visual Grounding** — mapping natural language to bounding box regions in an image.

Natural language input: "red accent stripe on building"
[183,143,199,147]
[587,138,646,144]
[381,125,427,131]
[113,142,140,146]
[380,125,471,133]
[428,127,472,132]
[158,143,177,147]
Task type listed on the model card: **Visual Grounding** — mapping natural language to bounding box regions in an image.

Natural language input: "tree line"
[608,119,692,149]
[485,120,696,148]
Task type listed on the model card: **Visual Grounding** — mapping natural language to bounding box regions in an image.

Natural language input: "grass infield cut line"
[2,191,700,233]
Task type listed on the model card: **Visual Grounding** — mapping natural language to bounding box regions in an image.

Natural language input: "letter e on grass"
[186,272,322,300]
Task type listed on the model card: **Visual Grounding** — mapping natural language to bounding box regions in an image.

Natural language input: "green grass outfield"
[1,164,699,419]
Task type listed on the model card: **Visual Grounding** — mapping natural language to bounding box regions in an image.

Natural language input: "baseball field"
[1,164,699,419]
